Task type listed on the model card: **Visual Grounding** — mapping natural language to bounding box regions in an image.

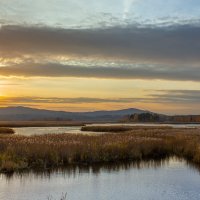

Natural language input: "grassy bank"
[0,127,200,172]
[81,125,172,132]
[81,125,135,132]
[0,127,15,135]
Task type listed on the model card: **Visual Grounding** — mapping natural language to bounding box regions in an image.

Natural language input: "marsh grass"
[81,126,134,132]
[0,127,15,135]
[0,127,200,173]
[81,125,172,132]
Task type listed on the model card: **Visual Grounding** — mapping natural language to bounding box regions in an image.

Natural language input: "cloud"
[150,90,200,103]
[123,0,138,19]
[0,62,200,81]
[1,24,200,81]
[1,24,200,65]
[0,96,137,104]
[1,90,200,105]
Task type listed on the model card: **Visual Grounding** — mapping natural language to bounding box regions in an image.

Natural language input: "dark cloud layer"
[1,24,200,81]
[0,63,199,81]
[1,24,200,64]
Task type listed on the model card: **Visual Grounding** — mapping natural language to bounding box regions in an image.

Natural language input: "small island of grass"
[0,126,200,173]
[0,128,15,135]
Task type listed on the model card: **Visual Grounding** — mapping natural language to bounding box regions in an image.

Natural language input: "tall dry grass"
[0,127,200,172]
[81,125,135,132]
[0,128,15,135]
[81,125,172,132]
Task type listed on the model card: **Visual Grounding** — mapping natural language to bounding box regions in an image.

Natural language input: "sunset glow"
[0,0,200,114]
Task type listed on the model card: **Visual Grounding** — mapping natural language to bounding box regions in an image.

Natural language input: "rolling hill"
[0,106,148,122]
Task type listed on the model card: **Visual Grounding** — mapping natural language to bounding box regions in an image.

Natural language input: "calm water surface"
[13,123,200,136]
[13,126,83,136]
[0,158,200,200]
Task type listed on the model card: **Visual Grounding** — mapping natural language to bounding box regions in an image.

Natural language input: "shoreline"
[0,121,86,128]
[0,156,187,175]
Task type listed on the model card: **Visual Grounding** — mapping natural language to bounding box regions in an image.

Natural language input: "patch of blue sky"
[0,0,200,28]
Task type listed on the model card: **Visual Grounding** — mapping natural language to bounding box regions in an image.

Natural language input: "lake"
[13,123,200,136]
[0,158,200,200]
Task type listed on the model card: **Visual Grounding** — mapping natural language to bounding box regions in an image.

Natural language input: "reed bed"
[81,125,172,132]
[0,127,200,173]
[0,127,15,135]
[81,125,134,132]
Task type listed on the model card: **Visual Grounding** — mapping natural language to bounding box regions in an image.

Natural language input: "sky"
[0,0,200,114]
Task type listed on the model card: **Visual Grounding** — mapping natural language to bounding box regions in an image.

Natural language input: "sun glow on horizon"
[0,0,200,114]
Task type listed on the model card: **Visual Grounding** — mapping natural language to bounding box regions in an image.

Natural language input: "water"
[13,123,200,136]
[13,126,83,136]
[0,158,200,200]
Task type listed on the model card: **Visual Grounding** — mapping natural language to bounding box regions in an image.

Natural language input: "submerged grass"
[0,127,200,173]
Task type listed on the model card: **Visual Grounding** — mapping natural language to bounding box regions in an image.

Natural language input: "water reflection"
[1,157,200,200]
[1,157,191,180]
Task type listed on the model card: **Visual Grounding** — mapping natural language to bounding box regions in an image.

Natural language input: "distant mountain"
[0,106,148,122]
